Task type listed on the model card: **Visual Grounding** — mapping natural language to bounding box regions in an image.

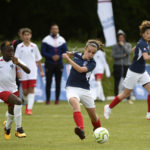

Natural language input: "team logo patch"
[143,48,147,51]
[31,49,33,52]
[83,61,88,66]
[10,64,14,69]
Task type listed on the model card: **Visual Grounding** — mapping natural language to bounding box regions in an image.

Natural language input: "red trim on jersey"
[21,80,36,89]
[95,74,103,80]
[21,44,24,48]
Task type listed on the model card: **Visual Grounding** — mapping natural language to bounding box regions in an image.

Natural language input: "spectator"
[12,28,24,51]
[41,24,68,105]
[15,28,44,115]
[112,29,133,104]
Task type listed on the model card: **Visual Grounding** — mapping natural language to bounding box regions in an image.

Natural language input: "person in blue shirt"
[104,20,150,120]
[41,24,68,104]
[63,40,102,140]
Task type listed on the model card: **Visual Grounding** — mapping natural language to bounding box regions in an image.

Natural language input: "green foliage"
[0,101,150,150]
[1,0,150,41]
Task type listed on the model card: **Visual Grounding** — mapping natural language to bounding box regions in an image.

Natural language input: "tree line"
[0,0,149,42]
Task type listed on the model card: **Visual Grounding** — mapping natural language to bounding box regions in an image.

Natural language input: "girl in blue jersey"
[104,20,150,120]
[63,40,102,140]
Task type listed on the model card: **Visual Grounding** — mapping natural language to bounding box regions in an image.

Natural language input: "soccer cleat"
[104,105,111,120]
[26,109,32,115]
[74,127,85,140]
[15,127,26,138]
[146,112,150,120]
[3,121,11,140]
[128,100,134,104]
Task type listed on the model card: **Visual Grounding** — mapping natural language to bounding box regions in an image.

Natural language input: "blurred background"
[0,0,150,41]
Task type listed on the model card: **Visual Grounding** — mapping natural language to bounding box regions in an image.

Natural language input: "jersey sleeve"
[138,43,148,53]
[86,61,96,72]
[35,45,42,61]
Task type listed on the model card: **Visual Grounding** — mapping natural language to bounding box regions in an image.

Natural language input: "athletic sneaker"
[15,127,26,138]
[25,109,32,115]
[146,112,150,120]
[74,127,85,140]
[104,105,111,120]
[3,121,11,140]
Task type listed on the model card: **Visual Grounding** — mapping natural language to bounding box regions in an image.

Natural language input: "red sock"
[92,119,101,130]
[147,94,150,112]
[73,112,84,130]
[109,96,121,109]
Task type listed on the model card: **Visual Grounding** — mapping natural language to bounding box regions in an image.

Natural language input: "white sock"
[27,93,35,110]
[23,95,28,105]
[96,81,105,101]
[6,113,14,130]
[14,105,22,129]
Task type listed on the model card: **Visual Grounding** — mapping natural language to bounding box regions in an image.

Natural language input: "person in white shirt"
[0,41,30,140]
[15,28,44,115]
[90,47,110,101]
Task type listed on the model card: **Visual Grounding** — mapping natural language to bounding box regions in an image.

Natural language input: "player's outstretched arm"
[143,52,150,60]
[11,57,30,74]
[63,53,88,73]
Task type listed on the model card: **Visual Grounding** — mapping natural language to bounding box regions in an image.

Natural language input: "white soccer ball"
[93,127,109,144]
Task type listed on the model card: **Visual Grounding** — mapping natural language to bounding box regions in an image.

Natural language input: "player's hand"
[119,41,124,46]
[40,71,44,77]
[62,53,69,60]
[11,56,19,65]
[66,51,74,57]
[52,55,60,61]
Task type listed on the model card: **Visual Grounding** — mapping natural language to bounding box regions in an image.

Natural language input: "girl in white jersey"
[0,41,30,140]
[15,28,44,115]
[63,40,102,140]
[104,20,150,120]
[90,48,110,101]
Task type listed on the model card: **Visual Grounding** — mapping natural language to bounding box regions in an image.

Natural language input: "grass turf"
[0,100,150,150]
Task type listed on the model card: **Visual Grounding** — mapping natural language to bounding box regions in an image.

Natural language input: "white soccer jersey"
[15,42,42,80]
[93,50,110,77]
[0,57,18,93]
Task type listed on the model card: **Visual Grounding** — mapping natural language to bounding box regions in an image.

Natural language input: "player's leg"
[104,88,132,119]
[80,90,101,131]
[139,71,150,119]
[8,94,26,138]
[7,93,26,138]
[69,97,85,139]
[54,64,63,104]
[96,78,105,101]
[143,82,150,120]
[3,105,14,140]
[21,80,29,113]
[26,86,34,115]
[104,69,139,119]
[86,108,101,131]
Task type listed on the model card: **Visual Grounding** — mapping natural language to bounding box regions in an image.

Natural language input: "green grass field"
[0,100,150,150]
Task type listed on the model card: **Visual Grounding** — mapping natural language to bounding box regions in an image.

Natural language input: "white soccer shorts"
[66,86,95,108]
[123,69,150,89]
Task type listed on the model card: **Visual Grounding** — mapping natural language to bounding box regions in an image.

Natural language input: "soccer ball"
[93,127,109,144]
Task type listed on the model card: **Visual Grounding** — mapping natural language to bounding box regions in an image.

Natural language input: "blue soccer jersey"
[66,52,96,90]
[129,38,149,73]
